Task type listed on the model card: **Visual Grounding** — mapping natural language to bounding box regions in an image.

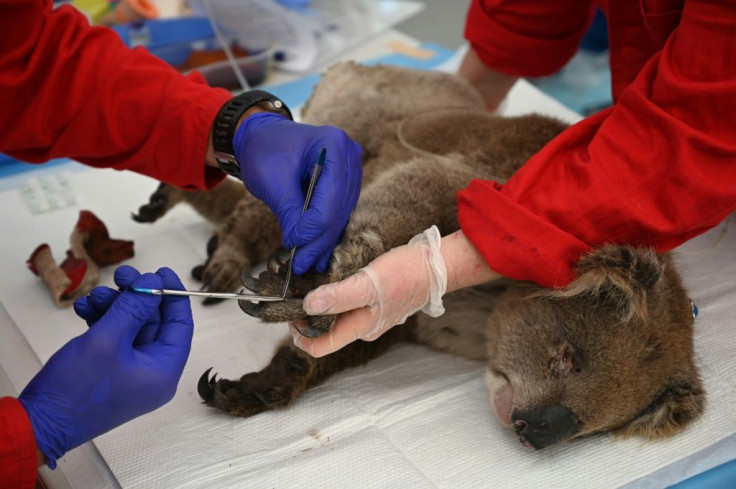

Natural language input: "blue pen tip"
[132,287,153,294]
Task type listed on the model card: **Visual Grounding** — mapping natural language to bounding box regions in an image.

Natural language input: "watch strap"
[212,89,293,179]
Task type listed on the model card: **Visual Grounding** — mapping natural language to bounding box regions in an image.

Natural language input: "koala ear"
[563,245,666,320]
[575,245,665,290]
[615,379,706,440]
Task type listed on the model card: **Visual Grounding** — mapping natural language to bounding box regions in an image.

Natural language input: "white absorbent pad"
[0,168,735,489]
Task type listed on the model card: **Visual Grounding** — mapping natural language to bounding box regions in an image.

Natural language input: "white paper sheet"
[1,95,735,488]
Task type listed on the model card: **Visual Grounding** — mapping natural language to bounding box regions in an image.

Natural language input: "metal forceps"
[281,148,325,297]
[131,287,285,302]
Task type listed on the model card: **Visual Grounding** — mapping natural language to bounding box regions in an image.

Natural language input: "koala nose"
[511,405,579,450]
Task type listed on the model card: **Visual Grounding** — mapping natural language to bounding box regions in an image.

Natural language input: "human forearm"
[441,230,501,292]
[457,48,518,112]
[295,227,501,357]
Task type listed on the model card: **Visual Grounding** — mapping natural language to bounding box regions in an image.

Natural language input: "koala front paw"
[191,233,256,305]
[131,183,184,223]
[200,256,251,304]
[239,260,336,337]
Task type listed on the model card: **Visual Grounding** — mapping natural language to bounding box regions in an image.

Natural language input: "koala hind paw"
[198,346,312,416]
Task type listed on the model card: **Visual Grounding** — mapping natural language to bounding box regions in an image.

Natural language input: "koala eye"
[490,367,510,384]
[548,342,576,378]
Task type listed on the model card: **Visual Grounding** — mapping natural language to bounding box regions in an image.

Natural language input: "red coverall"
[0,398,37,489]
[0,1,231,486]
[459,0,736,288]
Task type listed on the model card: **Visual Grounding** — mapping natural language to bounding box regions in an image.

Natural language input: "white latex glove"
[291,225,447,357]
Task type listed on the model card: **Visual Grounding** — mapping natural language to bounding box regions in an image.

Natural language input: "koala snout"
[511,405,579,450]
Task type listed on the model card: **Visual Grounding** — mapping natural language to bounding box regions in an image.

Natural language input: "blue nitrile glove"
[18,265,193,468]
[233,112,363,274]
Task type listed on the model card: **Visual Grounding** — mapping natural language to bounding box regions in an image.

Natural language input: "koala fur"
[134,63,704,449]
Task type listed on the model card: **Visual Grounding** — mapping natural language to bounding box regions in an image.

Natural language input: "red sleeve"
[464,0,596,77]
[458,0,736,288]
[0,0,232,190]
[0,398,37,489]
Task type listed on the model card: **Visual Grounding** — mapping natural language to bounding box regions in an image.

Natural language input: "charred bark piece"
[27,210,133,307]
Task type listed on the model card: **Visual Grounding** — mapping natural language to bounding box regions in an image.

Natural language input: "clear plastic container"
[110,18,272,89]
[191,47,274,91]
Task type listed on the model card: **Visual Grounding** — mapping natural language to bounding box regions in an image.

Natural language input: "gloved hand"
[234,112,362,274]
[18,265,193,468]
[292,226,447,357]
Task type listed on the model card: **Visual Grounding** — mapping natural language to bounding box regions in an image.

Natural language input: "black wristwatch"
[212,89,293,179]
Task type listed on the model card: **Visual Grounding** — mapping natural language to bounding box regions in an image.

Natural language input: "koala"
[134,63,704,449]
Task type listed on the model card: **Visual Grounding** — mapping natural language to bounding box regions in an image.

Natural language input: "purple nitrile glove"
[19,265,193,468]
[233,112,363,274]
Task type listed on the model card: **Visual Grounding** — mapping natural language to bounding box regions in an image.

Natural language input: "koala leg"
[132,178,248,224]
[134,179,283,299]
[238,154,479,335]
[197,195,281,298]
[198,322,414,417]
[132,182,187,223]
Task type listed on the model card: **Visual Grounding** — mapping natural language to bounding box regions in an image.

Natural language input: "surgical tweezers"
[281,148,325,297]
[132,287,285,302]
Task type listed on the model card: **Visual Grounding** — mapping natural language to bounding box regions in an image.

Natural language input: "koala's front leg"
[239,155,478,335]
[132,183,187,223]
[197,193,282,296]
[132,178,248,224]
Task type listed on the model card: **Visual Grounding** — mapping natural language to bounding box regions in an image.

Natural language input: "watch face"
[217,159,242,179]
[214,151,238,164]
[213,91,291,180]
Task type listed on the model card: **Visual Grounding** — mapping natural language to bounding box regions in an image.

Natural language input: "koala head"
[485,245,705,449]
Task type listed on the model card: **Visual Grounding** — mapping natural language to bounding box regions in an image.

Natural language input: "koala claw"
[238,298,264,317]
[291,320,327,338]
[203,297,225,306]
[191,264,205,281]
[198,367,241,412]
[197,367,217,403]
[268,248,291,270]
[240,267,261,293]
[131,188,170,223]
